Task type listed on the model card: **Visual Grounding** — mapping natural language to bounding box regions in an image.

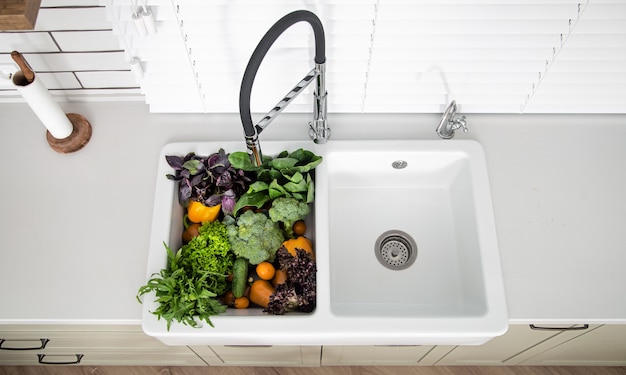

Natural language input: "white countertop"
[0,102,625,325]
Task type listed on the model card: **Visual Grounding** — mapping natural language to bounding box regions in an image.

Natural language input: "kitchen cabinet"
[436,324,601,365]
[520,324,626,365]
[322,345,450,366]
[190,345,321,366]
[0,325,204,366]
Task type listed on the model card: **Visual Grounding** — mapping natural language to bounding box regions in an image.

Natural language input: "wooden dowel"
[11,50,35,83]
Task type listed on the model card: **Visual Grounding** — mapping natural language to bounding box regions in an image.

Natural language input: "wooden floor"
[0,367,625,375]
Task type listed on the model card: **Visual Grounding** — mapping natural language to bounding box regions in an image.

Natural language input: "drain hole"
[392,160,407,169]
[375,230,417,270]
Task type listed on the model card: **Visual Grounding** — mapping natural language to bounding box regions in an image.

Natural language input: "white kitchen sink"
[143,139,508,346]
[327,141,493,317]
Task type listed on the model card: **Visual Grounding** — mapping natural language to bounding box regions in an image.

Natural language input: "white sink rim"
[142,139,508,346]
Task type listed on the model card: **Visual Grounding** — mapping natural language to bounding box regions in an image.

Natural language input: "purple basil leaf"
[165,155,184,170]
[183,152,196,162]
[205,194,223,207]
[207,152,226,168]
[190,174,203,187]
[221,195,235,215]
[179,180,192,205]
[216,172,232,188]
[221,189,236,215]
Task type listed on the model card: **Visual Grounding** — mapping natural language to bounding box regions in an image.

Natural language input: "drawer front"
[322,345,434,365]
[0,326,206,366]
[192,345,321,366]
[0,330,165,350]
[0,348,205,366]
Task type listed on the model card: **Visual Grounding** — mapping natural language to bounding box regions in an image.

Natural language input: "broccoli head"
[226,210,284,264]
[268,197,310,238]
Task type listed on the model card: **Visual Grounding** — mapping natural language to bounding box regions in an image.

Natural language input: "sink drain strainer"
[375,230,417,270]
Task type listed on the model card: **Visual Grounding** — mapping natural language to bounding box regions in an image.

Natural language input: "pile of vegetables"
[137,148,321,330]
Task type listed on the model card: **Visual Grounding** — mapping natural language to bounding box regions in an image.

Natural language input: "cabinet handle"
[37,354,83,365]
[529,324,589,331]
[0,338,49,350]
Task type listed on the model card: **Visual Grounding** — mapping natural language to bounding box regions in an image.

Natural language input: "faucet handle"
[309,120,331,144]
[452,116,468,133]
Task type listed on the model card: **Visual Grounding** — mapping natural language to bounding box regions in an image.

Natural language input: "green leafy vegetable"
[137,221,234,330]
[229,148,322,215]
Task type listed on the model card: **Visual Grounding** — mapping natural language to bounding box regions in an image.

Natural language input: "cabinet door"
[0,325,205,366]
[191,345,321,366]
[322,345,443,366]
[436,324,595,365]
[521,324,626,365]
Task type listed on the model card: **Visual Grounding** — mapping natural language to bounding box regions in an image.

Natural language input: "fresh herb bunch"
[137,243,227,330]
[165,149,252,215]
[228,148,322,216]
[137,221,234,330]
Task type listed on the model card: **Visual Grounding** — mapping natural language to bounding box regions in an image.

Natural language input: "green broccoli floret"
[268,197,310,238]
[226,210,284,264]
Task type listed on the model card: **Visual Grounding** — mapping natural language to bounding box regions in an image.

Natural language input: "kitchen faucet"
[239,10,329,166]
[436,100,468,139]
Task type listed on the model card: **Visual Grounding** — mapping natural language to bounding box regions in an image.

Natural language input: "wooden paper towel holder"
[11,51,92,153]
[46,113,92,153]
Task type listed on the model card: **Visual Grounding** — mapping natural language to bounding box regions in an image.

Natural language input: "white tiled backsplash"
[0,1,142,101]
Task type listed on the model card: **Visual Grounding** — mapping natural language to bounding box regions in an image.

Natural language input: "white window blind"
[103,0,626,114]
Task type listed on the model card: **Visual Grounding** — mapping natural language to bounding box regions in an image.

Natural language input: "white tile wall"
[52,30,121,52]
[0,33,58,53]
[76,70,136,88]
[34,8,112,31]
[0,3,141,102]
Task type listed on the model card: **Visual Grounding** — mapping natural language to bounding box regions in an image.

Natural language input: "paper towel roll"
[12,72,74,139]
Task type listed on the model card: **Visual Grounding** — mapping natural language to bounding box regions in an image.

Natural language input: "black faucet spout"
[239,10,329,166]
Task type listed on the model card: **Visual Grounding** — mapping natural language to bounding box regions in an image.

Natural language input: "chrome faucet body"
[239,10,330,166]
[436,100,468,139]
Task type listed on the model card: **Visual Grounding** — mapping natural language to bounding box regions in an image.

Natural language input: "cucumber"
[232,257,249,298]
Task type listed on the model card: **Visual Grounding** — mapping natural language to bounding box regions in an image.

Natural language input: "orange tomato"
[256,262,276,281]
[292,220,306,236]
[182,223,201,243]
[233,296,250,309]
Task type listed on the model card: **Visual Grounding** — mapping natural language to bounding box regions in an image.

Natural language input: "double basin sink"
[143,140,508,346]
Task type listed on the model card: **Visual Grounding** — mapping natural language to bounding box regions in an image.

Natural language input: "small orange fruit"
[233,296,249,309]
[256,262,276,281]
[292,220,306,236]
[272,269,288,287]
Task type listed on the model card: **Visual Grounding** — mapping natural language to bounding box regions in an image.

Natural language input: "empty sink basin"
[318,140,508,340]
